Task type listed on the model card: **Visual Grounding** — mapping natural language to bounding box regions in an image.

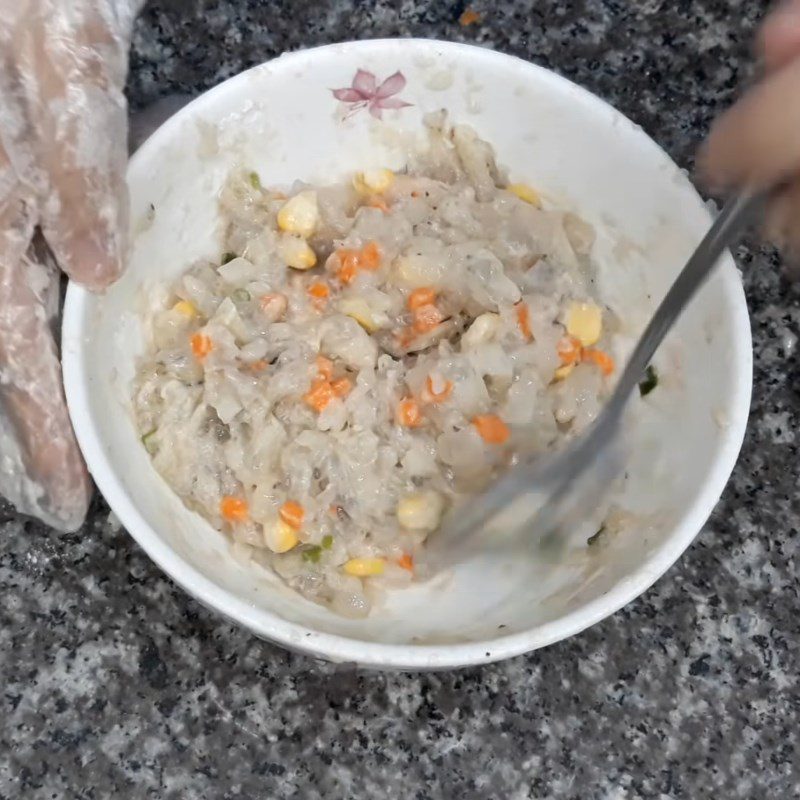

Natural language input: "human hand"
[703,0,800,252]
[0,0,142,531]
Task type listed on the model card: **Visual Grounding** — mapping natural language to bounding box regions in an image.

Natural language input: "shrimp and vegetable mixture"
[133,115,618,617]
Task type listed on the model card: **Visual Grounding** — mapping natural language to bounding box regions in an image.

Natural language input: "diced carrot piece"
[367,196,390,213]
[412,303,445,334]
[336,249,361,285]
[331,377,352,398]
[459,7,481,26]
[338,262,358,285]
[308,282,330,299]
[472,414,510,444]
[308,282,330,310]
[316,355,334,381]
[220,496,248,522]
[516,301,533,342]
[248,359,268,373]
[332,238,383,287]
[424,374,453,403]
[338,249,360,267]
[279,500,305,530]
[360,241,381,271]
[583,348,615,376]
[396,327,416,349]
[557,335,583,365]
[190,332,213,360]
[396,397,423,427]
[304,377,334,412]
[407,287,437,311]
[398,553,414,571]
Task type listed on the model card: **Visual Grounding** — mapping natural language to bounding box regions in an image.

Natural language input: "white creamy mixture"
[133,115,618,616]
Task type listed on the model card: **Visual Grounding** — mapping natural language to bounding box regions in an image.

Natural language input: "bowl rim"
[62,38,752,670]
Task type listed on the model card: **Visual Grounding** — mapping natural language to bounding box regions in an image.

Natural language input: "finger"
[0,4,131,291]
[700,57,800,191]
[0,170,92,531]
[764,178,800,256]
[33,13,130,291]
[760,0,800,73]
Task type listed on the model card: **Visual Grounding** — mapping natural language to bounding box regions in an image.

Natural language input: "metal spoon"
[429,192,761,564]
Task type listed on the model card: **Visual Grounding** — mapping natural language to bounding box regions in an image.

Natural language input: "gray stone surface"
[2,1,798,798]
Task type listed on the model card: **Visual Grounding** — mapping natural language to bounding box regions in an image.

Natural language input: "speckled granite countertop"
[2,1,798,797]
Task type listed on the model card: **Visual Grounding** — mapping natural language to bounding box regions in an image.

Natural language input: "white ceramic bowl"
[62,40,751,670]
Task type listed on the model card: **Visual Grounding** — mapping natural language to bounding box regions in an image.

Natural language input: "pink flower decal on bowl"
[332,69,412,119]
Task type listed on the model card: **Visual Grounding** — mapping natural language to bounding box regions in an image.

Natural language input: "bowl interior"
[62,40,750,668]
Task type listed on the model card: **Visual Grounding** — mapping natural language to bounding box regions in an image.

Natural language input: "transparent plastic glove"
[0,0,143,531]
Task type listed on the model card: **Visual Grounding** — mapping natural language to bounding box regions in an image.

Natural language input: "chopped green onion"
[249,171,261,190]
[321,534,333,550]
[231,288,251,303]
[587,525,606,547]
[141,429,158,455]
[302,546,322,564]
[639,365,658,397]
[221,252,237,264]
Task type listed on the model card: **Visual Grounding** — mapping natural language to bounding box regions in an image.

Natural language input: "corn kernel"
[263,518,299,553]
[553,364,575,381]
[396,491,444,532]
[507,183,542,207]
[393,253,435,288]
[566,302,603,347]
[343,557,385,577]
[279,234,317,270]
[353,168,394,195]
[461,313,501,349]
[338,296,381,333]
[172,300,197,318]
[277,190,319,237]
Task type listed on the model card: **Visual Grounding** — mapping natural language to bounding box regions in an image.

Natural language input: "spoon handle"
[604,191,762,426]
